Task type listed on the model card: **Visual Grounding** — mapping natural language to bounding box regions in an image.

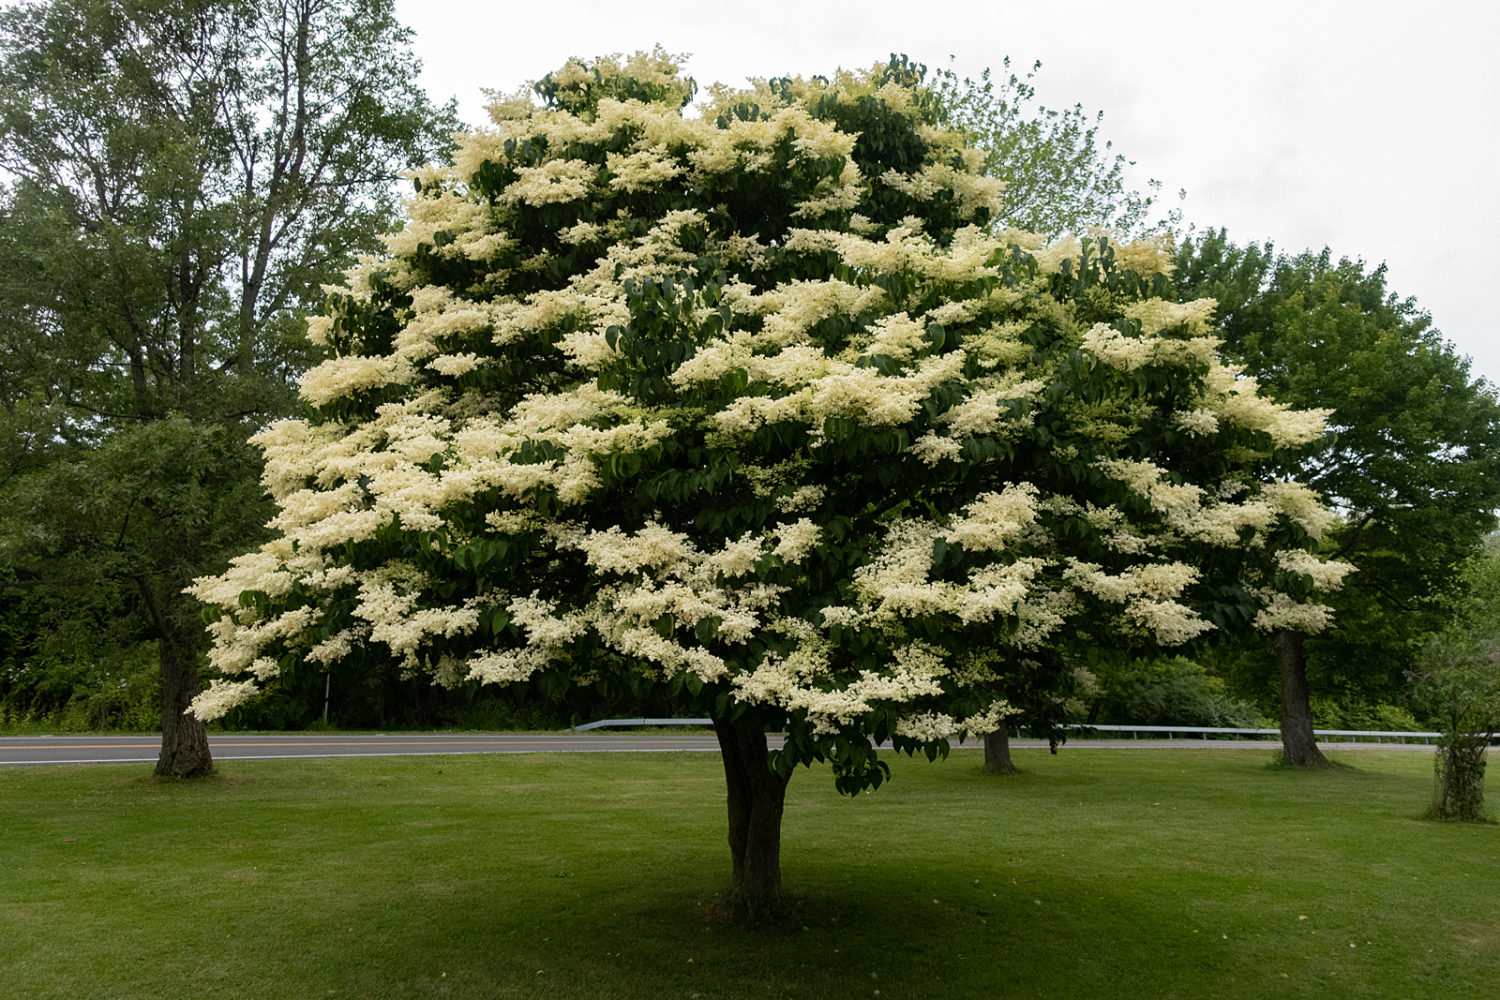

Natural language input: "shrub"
[0,645,159,732]
[1416,632,1500,821]
[1094,657,1267,729]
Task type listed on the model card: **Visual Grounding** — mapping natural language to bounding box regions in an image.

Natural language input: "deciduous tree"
[933,58,1179,239]
[0,0,458,775]
[1172,233,1500,766]
[191,52,1346,905]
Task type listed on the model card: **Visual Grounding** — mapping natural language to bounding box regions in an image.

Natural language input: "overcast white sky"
[394,0,1499,387]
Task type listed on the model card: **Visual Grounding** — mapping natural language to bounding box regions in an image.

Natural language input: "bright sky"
[394,0,1499,388]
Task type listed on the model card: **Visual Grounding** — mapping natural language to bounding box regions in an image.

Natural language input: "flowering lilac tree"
[191,51,1347,905]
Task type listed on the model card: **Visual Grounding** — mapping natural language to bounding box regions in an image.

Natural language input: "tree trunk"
[983,726,1020,774]
[154,622,212,778]
[712,716,789,909]
[1274,629,1329,768]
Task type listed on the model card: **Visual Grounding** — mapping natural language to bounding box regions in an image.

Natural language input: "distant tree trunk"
[1274,630,1329,768]
[712,716,789,909]
[983,725,1019,774]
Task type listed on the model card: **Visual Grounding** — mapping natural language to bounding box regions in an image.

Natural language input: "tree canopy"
[1172,233,1500,759]
[933,58,1179,238]
[0,0,459,774]
[190,51,1347,900]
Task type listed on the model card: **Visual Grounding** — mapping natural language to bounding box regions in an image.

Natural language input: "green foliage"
[1091,656,1267,729]
[1173,232,1500,708]
[1415,541,1500,821]
[933,58,1180,238]
[1417,632,1499,822]
[1308,697,1421,734]
[215,660,568,732]
[0,0,459,749]
[0,644,159,732]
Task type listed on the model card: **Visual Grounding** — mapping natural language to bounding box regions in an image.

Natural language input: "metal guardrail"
[1068,724,1457,745]
[572,717,712,732]
[571,718,1488,746]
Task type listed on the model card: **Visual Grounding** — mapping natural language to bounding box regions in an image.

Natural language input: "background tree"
[1172,233,1500,766]
[932,58,1180,239]
[0,0,458,775]
[189,52,1347,908]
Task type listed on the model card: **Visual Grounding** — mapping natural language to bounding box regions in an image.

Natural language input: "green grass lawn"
[2,747,1496,999]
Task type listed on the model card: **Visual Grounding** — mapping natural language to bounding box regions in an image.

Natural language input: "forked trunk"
[712,716,789,908]
[1274,630,1329,769]
[155,623,212,778]
[983,726,1019,775]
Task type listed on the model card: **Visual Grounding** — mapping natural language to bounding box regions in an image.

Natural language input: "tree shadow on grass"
[346,856,1386,1000]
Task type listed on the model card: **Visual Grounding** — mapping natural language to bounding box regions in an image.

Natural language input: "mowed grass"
[3,747,1497,1000]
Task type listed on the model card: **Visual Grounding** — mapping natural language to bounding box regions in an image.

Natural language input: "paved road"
[0,732,1434,766]
[0,732,728,766]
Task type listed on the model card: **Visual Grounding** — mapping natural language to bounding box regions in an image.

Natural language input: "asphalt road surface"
[0,732,1433,766]
[0,732,734,766]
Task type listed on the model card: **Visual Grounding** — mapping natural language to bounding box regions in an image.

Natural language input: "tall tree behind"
[0,0,459,775]
[1173,232,1500,765]
[933,58,1181,238]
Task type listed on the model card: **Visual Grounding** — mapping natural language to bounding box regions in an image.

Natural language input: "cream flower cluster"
[844,497,1047,632]
[1063,557,1214,644]
[189,51,1350,750]
[1254,592,1336,632]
